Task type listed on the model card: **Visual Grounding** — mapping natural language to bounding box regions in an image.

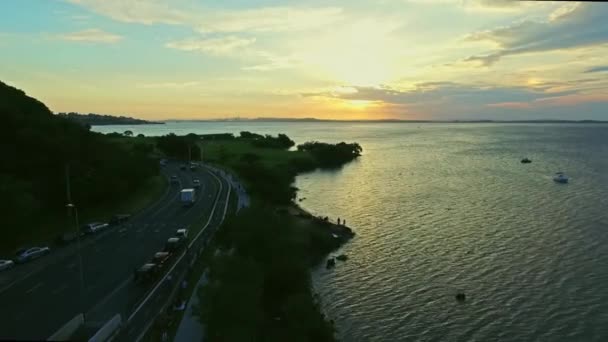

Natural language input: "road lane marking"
[128,166,226,324]
[0,173,176,296]
[26,281,44,294]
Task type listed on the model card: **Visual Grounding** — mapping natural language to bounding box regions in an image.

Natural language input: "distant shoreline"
[156,118,608,124]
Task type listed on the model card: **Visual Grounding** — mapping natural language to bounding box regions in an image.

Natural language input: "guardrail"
[48,313,84,341]
[89,314,122,342]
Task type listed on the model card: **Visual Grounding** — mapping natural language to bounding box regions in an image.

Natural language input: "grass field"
[201,140,315,170]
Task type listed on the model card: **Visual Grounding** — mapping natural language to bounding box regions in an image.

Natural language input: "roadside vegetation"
[0,81,163,253]
[200,207,345,342]
[200,131,361,204]
[162,131,362,341]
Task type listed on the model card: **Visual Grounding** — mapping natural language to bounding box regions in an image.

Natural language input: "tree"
[124,130,133,137]
[0,80,159,251]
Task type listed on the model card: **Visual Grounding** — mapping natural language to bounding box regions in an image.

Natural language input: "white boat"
[553,172,569,184]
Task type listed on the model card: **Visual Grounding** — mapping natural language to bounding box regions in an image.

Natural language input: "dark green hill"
[57,112,163,126]
[0,81,159,251]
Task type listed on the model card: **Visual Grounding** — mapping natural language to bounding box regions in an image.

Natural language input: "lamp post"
[65,164,86,319]
[67,204,87,322]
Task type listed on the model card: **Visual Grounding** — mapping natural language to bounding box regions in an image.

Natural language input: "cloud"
[405,0,544,12]
[488,93,608,109]
[242,52,298,71]
[56,28,122,43]
[304,81,608,119]
[166,36,256,56]
[65,0,189,25]
[464,3,608,66]
[66,1,343,33]
[304,82,574,105]
[584,66,608,73]
[138,81,201,89]
[196,7,343,33]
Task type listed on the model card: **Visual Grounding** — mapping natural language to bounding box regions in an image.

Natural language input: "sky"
[1,0,608,120]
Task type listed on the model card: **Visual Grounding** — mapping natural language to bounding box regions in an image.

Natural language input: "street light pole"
[67,204,86,318]
[65,164,86,320]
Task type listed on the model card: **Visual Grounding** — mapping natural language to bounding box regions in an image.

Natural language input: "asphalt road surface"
[0,161,230,340]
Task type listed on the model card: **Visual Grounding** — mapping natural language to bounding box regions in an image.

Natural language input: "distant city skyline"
[1,0,608,120]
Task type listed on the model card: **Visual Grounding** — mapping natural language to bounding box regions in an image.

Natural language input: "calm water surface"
[94,122,608,341]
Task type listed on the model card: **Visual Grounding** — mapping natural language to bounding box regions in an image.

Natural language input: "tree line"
[0,81,158,250]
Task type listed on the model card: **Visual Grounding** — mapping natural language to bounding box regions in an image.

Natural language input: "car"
[179,164,187,171]
[109,214,131,226]
[170,175,179,184]
[0,260,15,272]
[193,179,201,188]
[176,228,189,240]
[134,263,159,283]
[164,237,184,252]
[160,159,168,166]
[15,247,50,263]
[55,232,80,246]
[82,222,109,234]
[152,252,171,266]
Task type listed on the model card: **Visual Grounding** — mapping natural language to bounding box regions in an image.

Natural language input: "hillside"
[57,112,163,126]
[0,81,160,251]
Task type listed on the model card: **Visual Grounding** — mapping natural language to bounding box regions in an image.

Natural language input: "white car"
[83,222,109,234]
[176,228,189,239]
[15,247,50,263]
[193,179,201,188]
[0,260,15,271]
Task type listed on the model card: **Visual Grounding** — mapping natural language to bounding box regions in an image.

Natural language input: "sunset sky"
[1,0,608,120]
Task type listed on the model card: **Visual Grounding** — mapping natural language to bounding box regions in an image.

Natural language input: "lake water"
[94,122,608,341]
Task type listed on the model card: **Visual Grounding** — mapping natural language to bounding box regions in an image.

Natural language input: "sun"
[345,100,374,110]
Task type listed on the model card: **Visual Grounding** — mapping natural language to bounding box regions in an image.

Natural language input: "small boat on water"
[553,172,569,184]
[521,158,532,164]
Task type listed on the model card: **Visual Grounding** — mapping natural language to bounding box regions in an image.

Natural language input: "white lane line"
[0,265,48,295]
[129,166,224,324]
[25,281,44,294]
[1,173,174,296]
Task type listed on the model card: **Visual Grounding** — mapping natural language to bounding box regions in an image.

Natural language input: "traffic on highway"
[0,160,232,340]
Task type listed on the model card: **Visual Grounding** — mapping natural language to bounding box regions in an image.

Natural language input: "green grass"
[201,140,315,170]
[0,175,168,255]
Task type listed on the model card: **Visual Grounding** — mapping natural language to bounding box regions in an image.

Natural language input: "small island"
[57,112,164,126]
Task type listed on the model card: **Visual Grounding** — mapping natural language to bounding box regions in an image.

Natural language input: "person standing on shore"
[337,218,341,225]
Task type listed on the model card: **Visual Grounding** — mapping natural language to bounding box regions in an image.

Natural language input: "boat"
[521,158,532,163]
[553,172,569,183]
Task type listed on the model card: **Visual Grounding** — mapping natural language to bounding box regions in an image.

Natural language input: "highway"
[0,161,230,340]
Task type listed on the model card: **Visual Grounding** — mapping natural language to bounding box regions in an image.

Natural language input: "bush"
[297,141,362,167]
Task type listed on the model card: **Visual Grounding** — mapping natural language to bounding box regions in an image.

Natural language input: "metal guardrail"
[48,313,84,341]
[89,314,121,342]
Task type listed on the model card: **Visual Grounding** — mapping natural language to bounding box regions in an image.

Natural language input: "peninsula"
[57,112,164,126]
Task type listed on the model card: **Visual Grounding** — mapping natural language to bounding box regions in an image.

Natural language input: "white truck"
[180,188,196,206]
